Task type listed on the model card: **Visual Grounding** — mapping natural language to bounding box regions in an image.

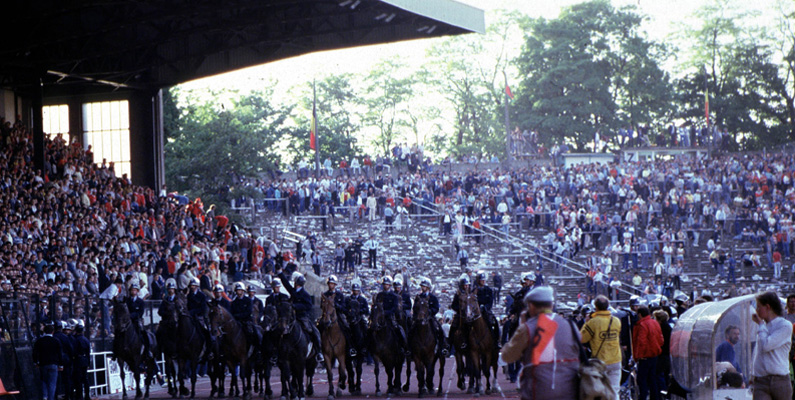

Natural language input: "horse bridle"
[321,297,337,327]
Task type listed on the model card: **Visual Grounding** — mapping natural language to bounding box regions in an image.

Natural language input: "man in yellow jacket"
[581,295,622,400]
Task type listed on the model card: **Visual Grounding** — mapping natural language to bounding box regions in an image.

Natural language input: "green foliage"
[514,0,673,150]
[286,74,361,166]
[672,0,795,149]
[164,88,289,197]
[423,13,518,159]
[360,59,415,156]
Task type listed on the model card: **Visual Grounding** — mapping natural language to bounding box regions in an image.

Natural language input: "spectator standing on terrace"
[752,291,792,400]
[384,205,395,233]
[33,323,62,400]
[633,305,664,400]
[581,295,622,398]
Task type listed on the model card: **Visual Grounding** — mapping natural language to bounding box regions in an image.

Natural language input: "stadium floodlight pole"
[503,70,511,162]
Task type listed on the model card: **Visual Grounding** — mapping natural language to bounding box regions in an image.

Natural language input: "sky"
[175,0,787,156]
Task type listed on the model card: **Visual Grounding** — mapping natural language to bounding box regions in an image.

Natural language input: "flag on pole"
[505,84,514,100]
[309,93,317,151]
[704,87,709,126]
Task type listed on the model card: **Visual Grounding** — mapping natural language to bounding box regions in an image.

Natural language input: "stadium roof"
[0,0,484,95]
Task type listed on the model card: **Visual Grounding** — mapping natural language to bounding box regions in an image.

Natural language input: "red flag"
[505,84,514,100]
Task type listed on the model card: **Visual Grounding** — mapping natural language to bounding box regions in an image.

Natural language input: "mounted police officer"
[247,285,264,324]
[231,282,262,347]
[73,320,91,400]
[187,278,213,348]
[449,275,471,350]
[126,283,153,359]
[322,275,355,356]
[474,270,500,349]
[346,283,370,355]
[414,278,448,356]
[213,284,231,311]
[393,278,412,327]
[277,270,325,362]
[161,278,179,303]
[265,278,289,307]
[505,272,535,382]
[54,320,74,400]
[375,276,410,356]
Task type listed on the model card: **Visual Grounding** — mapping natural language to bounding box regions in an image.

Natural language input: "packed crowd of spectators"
[247,147,795,305]
[0,119,283,338]
[2,113,792,343]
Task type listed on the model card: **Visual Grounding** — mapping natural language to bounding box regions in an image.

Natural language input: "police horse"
[276,301,318,400]
[409,295,445,397]
[112,299,158,399]
[369,300,405,397]
[209,301,252,399]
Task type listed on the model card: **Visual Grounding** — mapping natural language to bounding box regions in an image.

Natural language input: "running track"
[100,358,521,400]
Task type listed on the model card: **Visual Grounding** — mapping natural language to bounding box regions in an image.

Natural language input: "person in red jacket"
[633,305,664,400]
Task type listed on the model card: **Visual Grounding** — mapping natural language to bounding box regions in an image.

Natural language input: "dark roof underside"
[0,0,483,95]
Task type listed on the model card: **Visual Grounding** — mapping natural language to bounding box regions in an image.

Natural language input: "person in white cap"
[502,286,579,400]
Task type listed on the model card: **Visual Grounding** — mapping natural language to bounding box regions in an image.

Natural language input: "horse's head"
[464,292,481,323]
[414,296,429,326]
[370,299,386,329]
[260,305,278,332]
[112,299,131,332]
[320,293,337,328]
[160,300,179,327]
[208,300,225,336]
[276,301,296,335]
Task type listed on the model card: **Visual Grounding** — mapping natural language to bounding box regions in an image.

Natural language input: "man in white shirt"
[364,237,379,269]
[752,291,793,400]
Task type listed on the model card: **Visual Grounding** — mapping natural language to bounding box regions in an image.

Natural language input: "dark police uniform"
[187,288,209,331]
[474,284,500,349]
[126,295,152,357]
[449,288,469,350]
[53,326,73,400]
[375,289,409,353]
[73,330,91,400]
[414,292,447,354]
[278,272,323,356]
[231,295,260,346]
[265,291,290,307]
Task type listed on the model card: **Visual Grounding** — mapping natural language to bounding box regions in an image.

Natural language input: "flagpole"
[313,80,320,177]
[503,70,511,162]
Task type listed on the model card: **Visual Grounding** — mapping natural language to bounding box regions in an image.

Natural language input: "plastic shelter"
[671,294,761,400]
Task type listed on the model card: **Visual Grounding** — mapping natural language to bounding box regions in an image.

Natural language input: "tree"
[164,88,290,200]
[424,13,520,159]
[286,74,361,166]
[514,0,673,150]
[672,0,794,149]
[360,59,414,156]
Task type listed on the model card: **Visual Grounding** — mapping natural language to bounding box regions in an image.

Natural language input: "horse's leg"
[415,356,425,397]
[454,353,465,391]
[436,355,445,396]
[402,357,410,393]
[279,361,290,400]
[345,357,355,394]
[296,363,305,400]
[305,359,316,397]
[356,356,363,394]
[134,370,143,399]
[266,363,274,399]
[324,354,335,398]
[120,359,128,399]
[483,353,492,395]
[374,359,381,397]
[469,349,482,395]
[337,352,347,395]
